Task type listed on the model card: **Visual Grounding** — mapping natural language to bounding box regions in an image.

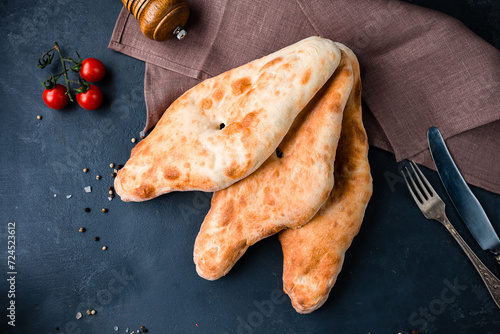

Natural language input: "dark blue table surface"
[1,1,499,333]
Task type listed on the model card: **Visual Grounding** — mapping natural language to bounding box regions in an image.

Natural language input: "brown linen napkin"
[109,0,500,194]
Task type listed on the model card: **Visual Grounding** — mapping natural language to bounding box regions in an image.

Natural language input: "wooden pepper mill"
[121,0,190,41]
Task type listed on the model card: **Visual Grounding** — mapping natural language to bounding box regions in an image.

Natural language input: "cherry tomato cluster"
[38,42,106,111]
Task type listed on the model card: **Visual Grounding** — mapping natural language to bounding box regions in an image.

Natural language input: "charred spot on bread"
[213,89,224,101]
[240,112,259,127]
[301,68,312,85]
[135,184,156,199]
[163,167,181,180]
[220,199,235,227]
[219,123,225,130]
[279,63,292,71]
[201,98,213,110]
[224,159,252,179]
[261,56,283,70]
[231,77,252,95]
[225,163,244,179]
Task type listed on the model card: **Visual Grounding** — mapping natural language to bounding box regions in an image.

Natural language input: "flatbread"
[115,37,341,202]
[193,51,354,280]
[278,44,372,314]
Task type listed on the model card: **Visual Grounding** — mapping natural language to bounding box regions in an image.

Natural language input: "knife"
[427,127,500,263]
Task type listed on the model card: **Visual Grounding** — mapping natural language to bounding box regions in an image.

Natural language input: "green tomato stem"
[53,42,74,102]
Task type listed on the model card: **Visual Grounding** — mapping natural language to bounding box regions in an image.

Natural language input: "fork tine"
[410,160,442,202]
[405,166,426,203]
[401,167,422,205]
[409,161,431,200]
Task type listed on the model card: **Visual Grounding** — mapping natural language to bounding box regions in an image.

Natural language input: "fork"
[401,161,500,309]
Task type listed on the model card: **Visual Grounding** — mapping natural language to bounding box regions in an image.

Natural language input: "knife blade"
[427,127,500,256]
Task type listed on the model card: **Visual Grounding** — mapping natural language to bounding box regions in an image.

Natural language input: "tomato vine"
[37,41,90,102]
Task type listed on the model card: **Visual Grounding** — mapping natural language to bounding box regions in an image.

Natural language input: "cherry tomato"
[43,84,69,110]
[79,58,106,82]
[76,84,103,110]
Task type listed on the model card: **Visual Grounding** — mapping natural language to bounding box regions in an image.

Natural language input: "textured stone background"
[0,1,499,333]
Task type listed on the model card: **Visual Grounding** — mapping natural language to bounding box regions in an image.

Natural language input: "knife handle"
[440,216,500,309]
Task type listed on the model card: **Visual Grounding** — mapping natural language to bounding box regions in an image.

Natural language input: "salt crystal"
[76,312,82,319]
[108,197,113,201]
[84,186,92,193]
[53,194,57,197]
[114,326,119,331]
[66,195,72,199]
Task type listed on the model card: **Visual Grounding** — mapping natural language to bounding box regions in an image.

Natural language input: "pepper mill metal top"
[121,0,190,41]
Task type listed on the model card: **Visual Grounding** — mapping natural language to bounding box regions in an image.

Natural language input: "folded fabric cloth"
[109,0,500,194]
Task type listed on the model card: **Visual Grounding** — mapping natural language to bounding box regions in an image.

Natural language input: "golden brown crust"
[278,44,373,314]
[115,37,342,202]
[193,52,355,280]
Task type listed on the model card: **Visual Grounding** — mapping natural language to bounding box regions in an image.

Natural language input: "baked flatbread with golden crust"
[193,51,355,280]
[279,44,372,314]
[115,37,341,202]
